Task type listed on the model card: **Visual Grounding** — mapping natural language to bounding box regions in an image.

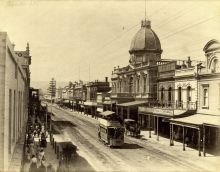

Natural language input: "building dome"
[129,20,162,54]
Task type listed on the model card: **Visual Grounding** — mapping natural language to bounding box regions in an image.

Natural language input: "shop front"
[116,101,147,122]
[170,113,220,156]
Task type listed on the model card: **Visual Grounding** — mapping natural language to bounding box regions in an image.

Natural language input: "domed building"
[110,20,162,121]
[129,20,162,66]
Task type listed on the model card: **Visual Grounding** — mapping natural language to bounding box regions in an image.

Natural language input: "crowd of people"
[25,116,55,172]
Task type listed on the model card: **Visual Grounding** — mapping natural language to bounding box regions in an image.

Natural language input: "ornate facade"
[111,20,162,121]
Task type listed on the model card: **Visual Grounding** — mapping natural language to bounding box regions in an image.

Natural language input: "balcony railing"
[147,101,197,110]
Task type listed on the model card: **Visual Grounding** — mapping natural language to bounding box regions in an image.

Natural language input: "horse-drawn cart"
[124,119,140,137]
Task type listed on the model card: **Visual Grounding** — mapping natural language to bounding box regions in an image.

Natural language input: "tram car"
[98,111,125,147]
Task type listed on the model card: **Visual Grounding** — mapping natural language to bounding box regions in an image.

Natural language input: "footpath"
[22,115,59,172]
[8,125,27,172]
[22,137,59,172]
[58,106,220,172]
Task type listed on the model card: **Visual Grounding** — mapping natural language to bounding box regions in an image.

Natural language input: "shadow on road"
[120,143,143,149]
[69,153,96,172]
[54,121,76,128]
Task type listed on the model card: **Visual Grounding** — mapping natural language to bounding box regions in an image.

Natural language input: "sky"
[0,0,220,85]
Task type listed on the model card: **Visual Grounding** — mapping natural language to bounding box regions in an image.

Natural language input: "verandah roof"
[170,113,220,128]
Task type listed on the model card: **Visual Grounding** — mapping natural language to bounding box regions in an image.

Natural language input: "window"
[203,88,209,107]
[129,77,133,93]
[161,87,164,102]
[212,59,218,73]
[168,87,172,104]
[178,87,182,107]
[137,77,140,92]
[187,86,192,102]
[143,76,147,93]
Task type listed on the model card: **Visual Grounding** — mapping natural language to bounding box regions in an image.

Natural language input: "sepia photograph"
[0,0,220,171]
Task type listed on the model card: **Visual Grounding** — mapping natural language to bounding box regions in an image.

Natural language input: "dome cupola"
[129,20,162,54]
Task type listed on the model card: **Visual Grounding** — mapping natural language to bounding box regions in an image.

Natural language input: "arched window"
[137,77,140,93]
[143,76,147,93]
[119,81,122,93]
[161,87,164,102]
[186,86,192,102]
[129,77,133,93]
[212,59,218,73]
[178,87,182,107]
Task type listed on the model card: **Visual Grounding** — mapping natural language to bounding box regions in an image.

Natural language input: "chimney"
[181,61,187,69]
[105,77,108,82]
[186,56,192,67]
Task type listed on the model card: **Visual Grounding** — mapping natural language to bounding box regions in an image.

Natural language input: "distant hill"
[31,80,68,93]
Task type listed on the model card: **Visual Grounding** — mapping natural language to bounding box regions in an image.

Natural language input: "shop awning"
[99,110,115,117]
[170,114,220,128]
[84,101,97,106]
[63,100,69,103]
[97,107,103,112]
[117,101,147,107]
[103,100,116,105]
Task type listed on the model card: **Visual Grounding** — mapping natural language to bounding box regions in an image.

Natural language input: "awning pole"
[183,126,185,151]
[154,116,156,135]
[157,116,159,141]
[170,124,174,146]
[116,106,118,116]
[149,115,151,138]
[198,128,201,156]
[121,107,123,120]
[127,107,130,119]
[95,107,97,119]
[203,125,206,157]
[170,124,172,146]
[172,124,174,146]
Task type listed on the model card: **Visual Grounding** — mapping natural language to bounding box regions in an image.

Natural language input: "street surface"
[51,105,220,172]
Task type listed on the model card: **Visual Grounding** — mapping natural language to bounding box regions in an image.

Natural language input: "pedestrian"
[41,156,46,165]
[38,148,45,163]
[40,133,47,148]
[29,142,35,156]
[26,149,31,162]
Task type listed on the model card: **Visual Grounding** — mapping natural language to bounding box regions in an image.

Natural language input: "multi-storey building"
[111,20,162,121]
[84,77,111,117]
[73,81,86,112]
[0,32,31,171]
[170,40,220,156]
[138,58,198,141]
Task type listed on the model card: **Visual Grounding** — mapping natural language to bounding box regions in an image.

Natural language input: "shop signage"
[139,107,173,116]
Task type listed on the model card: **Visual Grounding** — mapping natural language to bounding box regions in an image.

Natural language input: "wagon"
[124,119,140,137]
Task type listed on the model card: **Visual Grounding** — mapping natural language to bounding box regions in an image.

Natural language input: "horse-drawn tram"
[97,111,125,147]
